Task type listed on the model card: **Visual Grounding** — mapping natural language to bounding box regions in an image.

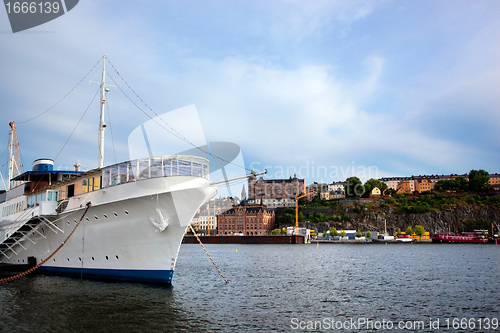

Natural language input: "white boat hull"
[1,176,217,284]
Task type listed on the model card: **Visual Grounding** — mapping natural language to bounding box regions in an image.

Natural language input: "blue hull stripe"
[38,266,174,284]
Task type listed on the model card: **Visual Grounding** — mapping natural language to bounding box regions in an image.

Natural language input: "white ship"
[0,56,258,284]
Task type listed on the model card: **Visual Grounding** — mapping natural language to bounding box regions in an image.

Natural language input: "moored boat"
[0,56,260,284]
[431,231,488,244]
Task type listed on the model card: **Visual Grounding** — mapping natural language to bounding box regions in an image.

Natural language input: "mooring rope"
[188,224,228,284]
[0,202,91,284]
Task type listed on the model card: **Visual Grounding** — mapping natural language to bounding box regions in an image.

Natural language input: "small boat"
[431,231,488,244]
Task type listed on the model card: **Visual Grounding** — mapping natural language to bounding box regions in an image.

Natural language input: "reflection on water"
[1,244,499,332]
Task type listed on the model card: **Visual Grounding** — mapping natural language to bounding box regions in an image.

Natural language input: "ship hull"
[431,234,488,244]
[1,176,217,284]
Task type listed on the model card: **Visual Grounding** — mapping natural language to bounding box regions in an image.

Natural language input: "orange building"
[415,178,433,193]
[396,180,413,193]
[489,173,500,188]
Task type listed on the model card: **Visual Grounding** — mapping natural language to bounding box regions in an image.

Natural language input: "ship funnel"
[32,158,54,172]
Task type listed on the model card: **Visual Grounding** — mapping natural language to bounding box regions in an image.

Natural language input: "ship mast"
[98,54,108,169]
[7,121,21,190]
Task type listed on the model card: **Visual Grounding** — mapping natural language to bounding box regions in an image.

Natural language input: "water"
[1,243,499,332]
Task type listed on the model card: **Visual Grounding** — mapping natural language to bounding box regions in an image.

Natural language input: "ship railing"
[100,155,210,189]
[0,214,62,260]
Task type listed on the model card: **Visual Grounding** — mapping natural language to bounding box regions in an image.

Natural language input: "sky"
[1,0,499,190]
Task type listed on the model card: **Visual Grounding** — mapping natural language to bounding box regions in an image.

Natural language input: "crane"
[295,191,315,235]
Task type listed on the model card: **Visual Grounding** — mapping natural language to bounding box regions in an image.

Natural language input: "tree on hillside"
[435,176,470,193]
[344,176,363,198]
[330,227,338,236]
[362,178,388,198]
[414,225,426,238]
[469,169,490,192]
[455,176,469,191]
[278,213,295,225]
[384,188,397,197]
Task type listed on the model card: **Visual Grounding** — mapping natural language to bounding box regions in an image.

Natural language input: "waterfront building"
[380,177,413,190]
[320,181,346,199]
[414,177,433,193]
[247,174,306,208]
[191,216,200,232]
[489,173,500,188]
[397,179,414,193]
[195,213,217,235]
[216,202,275,235]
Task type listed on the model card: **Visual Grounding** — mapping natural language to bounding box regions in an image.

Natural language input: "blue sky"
[1,0,499,189]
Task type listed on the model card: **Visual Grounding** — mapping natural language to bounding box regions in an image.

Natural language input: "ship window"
[94,215,98,220]
[119,164,128,184]
[93,177,101,190]
[105,256,109,260]
[110,166,119,186]
[47,191,58,201]
[82,179,88,193]
[124,210,129,215]
[102,168,111,188]
[178,159,191,176]
[128,161,138,181]
[163,158,173,176]
[67,184,75,198]
[150,158,163,178]
[103,214,108,219]
[138,159,149,180]
[113,212,118,217]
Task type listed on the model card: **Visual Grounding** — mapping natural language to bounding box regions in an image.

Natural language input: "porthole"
[94,215,98,220]
[53,259,56,262]
[79,257,82,262]
[85,217,90,221]
[103,214,108,219]
[115,255,119,260]
[105,256,109,260]
[74,219,77,223]
[67,258,70,262]
[91,257,95,261]
[113,212,118,217]
[124,210,129,215]
[67,221,70,225]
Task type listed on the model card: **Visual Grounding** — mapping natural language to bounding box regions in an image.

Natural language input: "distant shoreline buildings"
[191,171,500,236]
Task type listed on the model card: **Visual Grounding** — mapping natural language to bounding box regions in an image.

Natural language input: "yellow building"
[370,187,381,198]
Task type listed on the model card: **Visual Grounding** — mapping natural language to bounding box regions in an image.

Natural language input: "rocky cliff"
[296,202,500,234]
